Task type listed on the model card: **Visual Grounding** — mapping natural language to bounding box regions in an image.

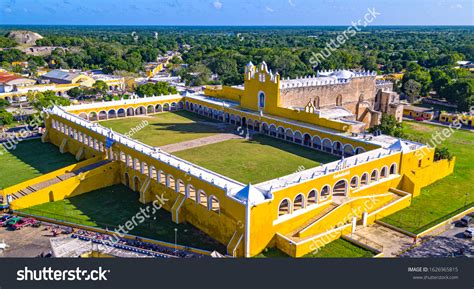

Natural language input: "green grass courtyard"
[382,121,474,233]
[0,139,77,189]
[100,110,224,147]
[174,134,339,184]
[20,184,225,253]
[256,239,375,258]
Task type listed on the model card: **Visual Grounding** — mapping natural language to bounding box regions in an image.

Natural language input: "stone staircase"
[286,203,339,242]
[9,160,111,201]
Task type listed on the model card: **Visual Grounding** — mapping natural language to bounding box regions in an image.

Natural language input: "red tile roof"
[0,72,21,84]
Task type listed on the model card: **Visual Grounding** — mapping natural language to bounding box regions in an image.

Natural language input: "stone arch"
[361,172,369,186]
[163,103,170,111]
[78,112,88,120]
[278,198,291,216]
[380,166,388,178]
[336,94,342,106]
[147,105,155,114]
[293,131,303,144]
[155,104,163,112]
[277,126,285,139]
[126,107,135,116]
[322,138,332,153]
[343,144,355,157]
[88,111,98,121]
[98,110,107,120]
[167,174,175,189]
[170,102,177,111]
[293,194,305,211]
[262,122,269,134]
[370,169,379,182]
[390,163,397,175]
[124,172,130,187]
[320,185,331,201]
[108,109,117,119]
[269,124,277,137]
[313,96,320,109]
[149,166,157,181]
[117,108,126,117]
[285,128,294,142]
[176,179,186,194]
[312,135,322,150]
[350,176,359,189]
[333,179,348,196]
[307,189,317,205]
[332,141,343,155]
[198,190,208,207]
[209,195,220,213]
[303,133,312,146]
[135,106,146,115]
[186,184,197,201]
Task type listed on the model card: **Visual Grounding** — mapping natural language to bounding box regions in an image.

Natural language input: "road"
[400,223,473,257]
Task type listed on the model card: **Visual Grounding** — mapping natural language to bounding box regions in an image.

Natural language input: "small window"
[258,92,265,108]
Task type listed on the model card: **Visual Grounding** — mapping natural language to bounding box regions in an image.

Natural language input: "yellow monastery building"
[1,62,455,257]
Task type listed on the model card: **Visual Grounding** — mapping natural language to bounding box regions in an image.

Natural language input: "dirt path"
[160,133,244,153]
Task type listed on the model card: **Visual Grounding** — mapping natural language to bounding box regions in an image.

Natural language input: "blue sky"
[1,0,473,25]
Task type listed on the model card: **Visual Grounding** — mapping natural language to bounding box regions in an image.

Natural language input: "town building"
[2,62,454,257]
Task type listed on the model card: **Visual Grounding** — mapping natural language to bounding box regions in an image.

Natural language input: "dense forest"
[0,26,473,109]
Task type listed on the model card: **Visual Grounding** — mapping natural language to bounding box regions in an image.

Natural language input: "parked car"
[10,218,38,230]
[415,117,425,121]
[459,214,474,227]
[0,215,13,226]
[464,228,473,238]
[4,216,22,227]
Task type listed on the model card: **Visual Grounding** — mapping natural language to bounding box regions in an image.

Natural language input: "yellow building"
[145,62,165,78]
[439,111,474,128]
[403,105,434,120]
[2,62,455,258]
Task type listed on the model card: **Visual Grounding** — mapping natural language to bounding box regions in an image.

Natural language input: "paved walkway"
[160,133,244,153]
[352,223,414,257]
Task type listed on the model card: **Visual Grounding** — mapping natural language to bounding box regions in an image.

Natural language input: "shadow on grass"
[22,184,225,253]
[7,139,77,174]
[149,122,226,135]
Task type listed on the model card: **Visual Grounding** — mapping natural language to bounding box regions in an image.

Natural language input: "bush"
[434,147,453,161]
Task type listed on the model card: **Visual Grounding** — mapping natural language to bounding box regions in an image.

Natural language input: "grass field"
[256,239,375,258]
[100,111,224,147]
[20,184,225,253]
[382,121,474,233]
[0,139,77,188]
[174,134,339,184]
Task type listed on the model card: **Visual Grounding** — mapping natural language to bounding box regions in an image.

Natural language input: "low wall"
[1,156,103,197]
[10,161,121,210]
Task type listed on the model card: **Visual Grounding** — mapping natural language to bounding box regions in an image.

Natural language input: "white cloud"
[265,6,274,12]
[450,3,463,9]
[213,0,222,10]
[288,0,296,7]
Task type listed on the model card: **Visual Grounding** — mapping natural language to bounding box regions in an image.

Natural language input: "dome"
[330,70,355,79]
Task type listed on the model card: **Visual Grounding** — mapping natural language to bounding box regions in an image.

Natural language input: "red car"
[10,217,39,230]
[415,117,426,121]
